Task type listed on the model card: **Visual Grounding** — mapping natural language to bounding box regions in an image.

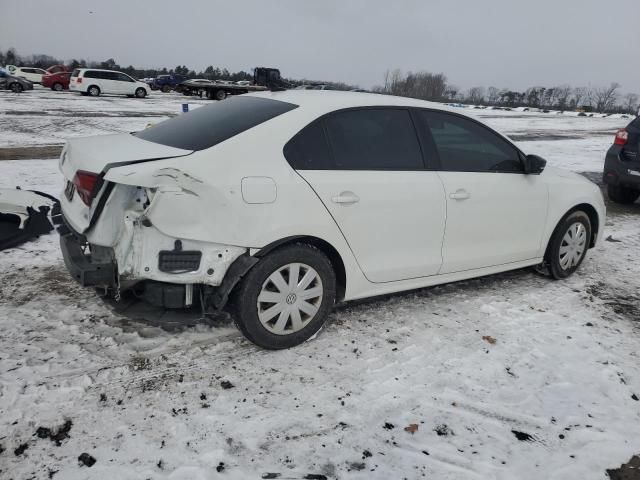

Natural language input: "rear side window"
[283,122,332,169]
[418,111,523,173]
[134,96,298,151]
[84,70,97,79]
[323,109,423,170]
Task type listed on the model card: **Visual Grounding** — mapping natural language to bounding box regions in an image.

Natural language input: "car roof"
[243,90,516,147]
[245,89,462,116]
[76,68,126,73]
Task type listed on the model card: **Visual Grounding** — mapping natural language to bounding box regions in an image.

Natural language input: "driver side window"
[417,110,523,173]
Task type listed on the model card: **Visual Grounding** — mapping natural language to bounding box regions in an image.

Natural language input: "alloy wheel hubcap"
[257,263,323,335]
[559,222,587,270]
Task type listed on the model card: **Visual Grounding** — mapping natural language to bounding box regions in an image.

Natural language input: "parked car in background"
[58,91,605,350]
[5,65,48,83]
[604,116,640,204]
[42,70,72,91]
[151,74,186,92]
[0,69,34,92]
[69,69,149,98]
[46,65,68,74]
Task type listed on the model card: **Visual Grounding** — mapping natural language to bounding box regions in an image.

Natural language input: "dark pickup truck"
[149,74,187,92]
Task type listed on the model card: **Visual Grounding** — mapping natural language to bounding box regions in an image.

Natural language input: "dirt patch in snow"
[0,145,63,160]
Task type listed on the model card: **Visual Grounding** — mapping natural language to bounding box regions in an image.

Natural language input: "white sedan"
[57,91,605,349]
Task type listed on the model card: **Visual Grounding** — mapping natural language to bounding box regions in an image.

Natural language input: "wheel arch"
[254,235,347,302]
[546,203,600,256]
[566,203,599,248]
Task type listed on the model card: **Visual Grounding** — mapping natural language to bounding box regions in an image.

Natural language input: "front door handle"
[332,191,360,205]
[449,189,471,200]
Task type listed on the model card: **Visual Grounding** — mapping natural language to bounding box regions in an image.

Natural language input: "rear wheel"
[214,89,226,101]
[545,211,591,279]
[607,184,640,204]
[52,82,63,91]
[232,244,336,349]
[161,85,171,93]
[10,83,23,93]
[88,85,100,97]
[135,87,147,98]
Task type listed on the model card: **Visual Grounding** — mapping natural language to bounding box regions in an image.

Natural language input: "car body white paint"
[5,65,47,83]
[69,68,149,97]
[58,90,606,301]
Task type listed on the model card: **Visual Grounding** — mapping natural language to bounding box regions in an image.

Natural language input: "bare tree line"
[375,69,639,114]
[2,47,637,114]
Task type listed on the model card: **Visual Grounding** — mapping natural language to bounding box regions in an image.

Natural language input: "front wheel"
[607,184,640,204]
[10,83,23,93]
[52,83,63,91]
[214,89,226,101]
[546,211,591,279]
[135,88,147,98]
[232,244,336,349]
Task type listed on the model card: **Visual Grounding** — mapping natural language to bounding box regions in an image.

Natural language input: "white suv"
[5,65,48,83]
[69,69,149,98]
[57,91,605,349]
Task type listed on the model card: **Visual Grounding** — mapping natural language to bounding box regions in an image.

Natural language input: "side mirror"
[524,154,547,175]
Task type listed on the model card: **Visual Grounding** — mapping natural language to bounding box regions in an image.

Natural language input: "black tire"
[10,83,23,93]
[231,244,336,349]
[545,211,591,279]
[135,87,147,98]
[150,85,158,91]
[214,89,226,101]
[161,85,171,93]
[88,85,100,97]
[52,82,63,91]
[607,184,640,204]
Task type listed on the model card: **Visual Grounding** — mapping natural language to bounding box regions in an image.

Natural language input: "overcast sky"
[1,0,638,91]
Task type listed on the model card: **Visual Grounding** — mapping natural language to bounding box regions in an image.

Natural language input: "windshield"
[134,96,298,151]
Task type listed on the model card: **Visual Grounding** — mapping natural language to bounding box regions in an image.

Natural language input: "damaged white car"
[58,91,606,349]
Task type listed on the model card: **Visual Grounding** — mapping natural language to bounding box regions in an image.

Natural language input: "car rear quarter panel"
[103,110,370,299]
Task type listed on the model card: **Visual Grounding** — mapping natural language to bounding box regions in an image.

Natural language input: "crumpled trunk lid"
[59,132,192,234]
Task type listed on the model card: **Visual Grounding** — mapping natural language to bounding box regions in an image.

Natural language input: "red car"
[42,70,72,91]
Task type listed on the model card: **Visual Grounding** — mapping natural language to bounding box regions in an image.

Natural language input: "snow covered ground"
[1,89,639,480]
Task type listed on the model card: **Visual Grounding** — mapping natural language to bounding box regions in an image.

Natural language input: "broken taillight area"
[72,170,99,206]
[614,129,628,146]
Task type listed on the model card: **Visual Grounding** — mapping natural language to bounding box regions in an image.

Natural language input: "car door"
[34,68,47,83]
[286,108,447,283]
[116,73,136,94]
[414,110,548,274]
[100,71,119,94]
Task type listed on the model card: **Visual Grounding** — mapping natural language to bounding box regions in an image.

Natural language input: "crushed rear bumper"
[58,222,116,288]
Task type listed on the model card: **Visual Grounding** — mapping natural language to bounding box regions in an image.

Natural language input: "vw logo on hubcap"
[285,293,297,305]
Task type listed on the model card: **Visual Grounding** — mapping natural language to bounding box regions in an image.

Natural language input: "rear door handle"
[449,189,471,200]
[331,191,360,205]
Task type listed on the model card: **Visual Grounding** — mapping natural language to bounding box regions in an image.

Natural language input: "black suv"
[604,116,640,204]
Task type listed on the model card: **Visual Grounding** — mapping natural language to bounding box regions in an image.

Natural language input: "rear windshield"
[134,96,298,151]
[71,69,81,77]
